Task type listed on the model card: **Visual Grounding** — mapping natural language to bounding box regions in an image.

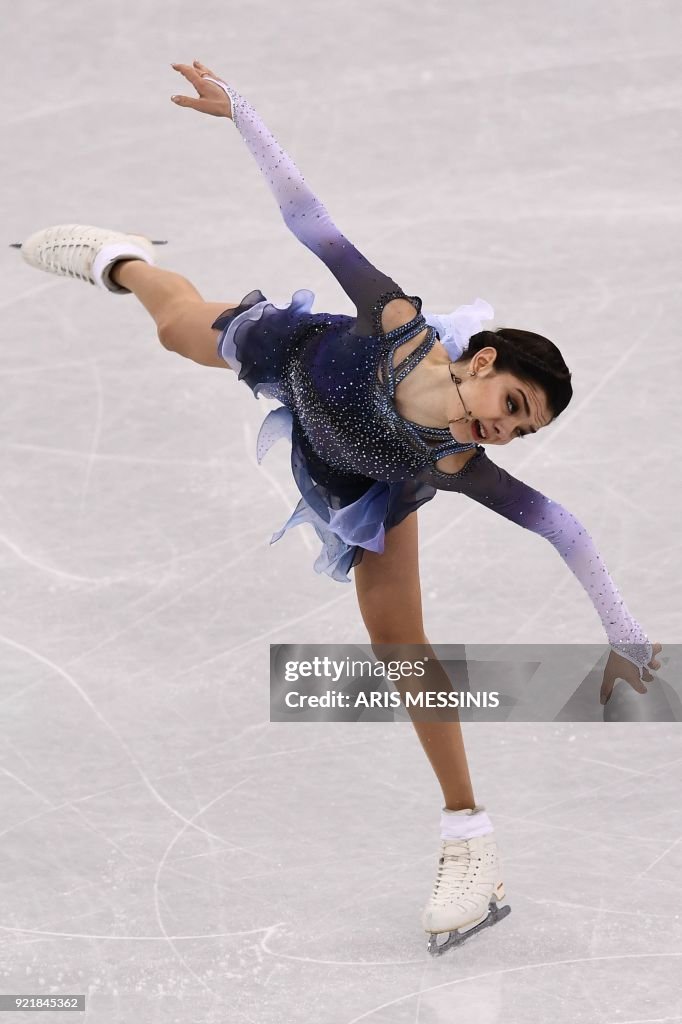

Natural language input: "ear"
[472,346,499,374]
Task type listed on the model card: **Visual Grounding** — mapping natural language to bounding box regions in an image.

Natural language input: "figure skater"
[16,60,662,955]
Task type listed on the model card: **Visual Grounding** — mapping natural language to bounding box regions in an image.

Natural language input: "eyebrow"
[517,390,538,434]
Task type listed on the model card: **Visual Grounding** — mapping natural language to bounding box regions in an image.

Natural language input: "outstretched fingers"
[170,62,228,115]
[171,62,206,96]
[600,658,656,705]
[648,641,663,671]
[192,59,219,78]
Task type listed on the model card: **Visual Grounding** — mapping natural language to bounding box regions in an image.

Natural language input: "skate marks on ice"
[345,953,682,1024]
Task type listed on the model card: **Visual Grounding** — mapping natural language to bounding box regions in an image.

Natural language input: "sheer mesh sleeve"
[421,451,654,677]
[206,78,407,335]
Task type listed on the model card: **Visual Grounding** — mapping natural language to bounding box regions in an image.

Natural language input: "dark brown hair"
[462,327,573,420]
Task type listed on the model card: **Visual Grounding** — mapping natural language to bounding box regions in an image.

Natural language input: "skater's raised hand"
[171,61,233,119]
[600,641,663,705]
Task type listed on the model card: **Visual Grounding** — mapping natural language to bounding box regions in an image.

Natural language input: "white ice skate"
[13,224,165,294]
[422,833,511,955]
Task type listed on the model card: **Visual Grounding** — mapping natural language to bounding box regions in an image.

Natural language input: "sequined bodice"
[284,291,476,485]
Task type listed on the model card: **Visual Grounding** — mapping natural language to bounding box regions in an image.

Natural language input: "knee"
[157,310,186,352]
[157,319,177,351]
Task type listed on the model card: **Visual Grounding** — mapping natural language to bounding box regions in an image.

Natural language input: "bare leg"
[356,515,476,811]
[397,650,476,811]
[415,724,475,811]
[111,259,238,368]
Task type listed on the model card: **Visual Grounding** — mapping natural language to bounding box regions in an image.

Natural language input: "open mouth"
[472,419,488,441]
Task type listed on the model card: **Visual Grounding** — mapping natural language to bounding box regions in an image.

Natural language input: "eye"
[507,396,525,440]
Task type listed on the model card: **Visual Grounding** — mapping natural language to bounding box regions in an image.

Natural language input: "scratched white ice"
[2,0,682,1021]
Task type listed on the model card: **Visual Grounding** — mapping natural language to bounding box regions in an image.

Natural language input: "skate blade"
[426,901,511,957]
[9,240,168,248]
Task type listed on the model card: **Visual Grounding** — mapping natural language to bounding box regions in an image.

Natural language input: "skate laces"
[44,232,92,283]
[432,839,480,900]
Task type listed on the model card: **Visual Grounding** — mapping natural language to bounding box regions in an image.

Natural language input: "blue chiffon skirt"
[212,289,437,582]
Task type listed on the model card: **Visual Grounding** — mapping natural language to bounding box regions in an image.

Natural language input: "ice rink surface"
[3,0,682,1020]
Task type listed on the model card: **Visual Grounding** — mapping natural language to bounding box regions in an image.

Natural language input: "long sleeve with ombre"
[422,451,653,676]
[207,79,404,335]
[210,80,491,346]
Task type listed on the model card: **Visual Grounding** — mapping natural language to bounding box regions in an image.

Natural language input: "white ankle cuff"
[93,242,153,292]
[440,806,494,840]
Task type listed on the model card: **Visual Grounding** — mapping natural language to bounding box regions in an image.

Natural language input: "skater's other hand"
[600,641,663,705]
[171,61,233,119]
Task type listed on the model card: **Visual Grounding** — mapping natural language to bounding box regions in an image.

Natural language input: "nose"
[493,421,513,444]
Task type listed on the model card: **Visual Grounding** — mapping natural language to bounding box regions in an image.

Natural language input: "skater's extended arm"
[172,62,407,335]
[422,452,655,677]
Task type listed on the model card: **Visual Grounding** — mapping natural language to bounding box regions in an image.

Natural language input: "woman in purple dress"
[18,60,662,955]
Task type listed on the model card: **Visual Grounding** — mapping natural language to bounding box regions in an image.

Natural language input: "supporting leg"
[355,514,476,811]
[412,714,476,811]
[391,650,476,811]
[111,259,238,368]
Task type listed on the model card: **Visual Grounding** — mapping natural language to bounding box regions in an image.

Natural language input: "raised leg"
[111,259,238,369]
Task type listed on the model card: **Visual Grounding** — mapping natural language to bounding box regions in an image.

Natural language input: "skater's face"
[448,348,553,446]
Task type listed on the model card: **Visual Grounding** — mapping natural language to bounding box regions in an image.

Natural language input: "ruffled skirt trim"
[212,290,437,582]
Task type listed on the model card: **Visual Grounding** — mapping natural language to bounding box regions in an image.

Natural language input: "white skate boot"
[422,832,510,955]
[16,224,159,294]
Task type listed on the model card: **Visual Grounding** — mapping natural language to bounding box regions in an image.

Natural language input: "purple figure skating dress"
[207,78,653,676]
